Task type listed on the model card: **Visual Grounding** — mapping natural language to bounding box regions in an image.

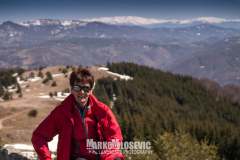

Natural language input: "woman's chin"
[80,99,86,104]
[77,98,87,106]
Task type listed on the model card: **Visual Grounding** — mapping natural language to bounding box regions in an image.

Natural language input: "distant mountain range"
[82,16,240,28]
[0,17,240,85]
[17,16,240,28]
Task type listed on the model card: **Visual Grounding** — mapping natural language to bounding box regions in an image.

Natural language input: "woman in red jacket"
[32,68,124,160]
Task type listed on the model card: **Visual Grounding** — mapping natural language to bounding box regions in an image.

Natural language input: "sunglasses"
[72,85,91,93]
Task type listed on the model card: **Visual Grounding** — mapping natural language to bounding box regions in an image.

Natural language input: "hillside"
[169,36,240,85]
[94,62,240,160]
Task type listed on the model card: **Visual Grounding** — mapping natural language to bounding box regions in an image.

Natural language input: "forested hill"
[94,62,240,160]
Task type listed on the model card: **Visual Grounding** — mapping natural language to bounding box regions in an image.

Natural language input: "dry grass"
[0,102,57,144]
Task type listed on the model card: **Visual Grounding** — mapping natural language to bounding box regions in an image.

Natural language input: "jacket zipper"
[80,108,88,139]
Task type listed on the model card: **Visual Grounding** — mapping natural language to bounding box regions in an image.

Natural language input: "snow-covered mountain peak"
[83,16,240,26]
[195,17,226,23]
[19,19,60,26]
[83,16,163,25]
[19,19,87,27]
[11,16,240,28]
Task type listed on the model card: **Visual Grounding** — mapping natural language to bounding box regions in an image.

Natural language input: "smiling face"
[69,68,94,108]
[71,81,92,108]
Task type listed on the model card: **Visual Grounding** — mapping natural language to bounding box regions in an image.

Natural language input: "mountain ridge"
[10,16,240,27]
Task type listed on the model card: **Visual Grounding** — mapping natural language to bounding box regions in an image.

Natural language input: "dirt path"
[0,109,29,130]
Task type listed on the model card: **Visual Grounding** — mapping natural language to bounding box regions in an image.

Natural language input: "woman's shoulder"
[89,94,113,119]
[90,94,109,110]
[50,94,75,115]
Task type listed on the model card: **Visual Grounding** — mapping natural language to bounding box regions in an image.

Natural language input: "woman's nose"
[78,90,85,95]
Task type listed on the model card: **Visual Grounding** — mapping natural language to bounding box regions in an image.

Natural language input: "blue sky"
[0,0,240,23]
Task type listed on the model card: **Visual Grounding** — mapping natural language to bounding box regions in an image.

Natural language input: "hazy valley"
[0,18,240,85]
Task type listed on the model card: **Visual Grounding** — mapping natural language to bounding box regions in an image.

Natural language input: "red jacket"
[32,94,124,160]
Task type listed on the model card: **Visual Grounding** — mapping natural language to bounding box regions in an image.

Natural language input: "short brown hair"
[69,68,94,88]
